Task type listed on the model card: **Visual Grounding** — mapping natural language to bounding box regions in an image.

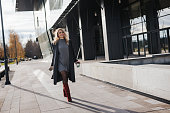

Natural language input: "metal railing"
[123,27,170,58]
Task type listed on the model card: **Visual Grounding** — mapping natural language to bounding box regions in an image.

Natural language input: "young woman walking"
[49,28,80,102]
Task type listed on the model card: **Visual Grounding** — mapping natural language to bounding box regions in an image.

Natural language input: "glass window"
[130,16,147,35]
[144,34,148,55]
[158,8,170,29]
[49,0,63,10]
[132,35,138,55]
[160,30,168,53]
[138,34,145,55]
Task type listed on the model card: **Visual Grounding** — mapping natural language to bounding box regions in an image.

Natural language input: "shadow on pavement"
[10,84,139,113]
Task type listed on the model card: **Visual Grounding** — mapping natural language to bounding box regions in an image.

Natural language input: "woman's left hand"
[75,60,80,64]
[75,60,80,67]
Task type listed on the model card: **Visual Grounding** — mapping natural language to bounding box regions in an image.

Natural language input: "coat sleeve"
[69,40,78,62]
[51,53,54,66]
[51,44,55,66]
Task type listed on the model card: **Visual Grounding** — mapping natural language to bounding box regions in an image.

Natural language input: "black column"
[145,0,161,54]
[67,6,81,58]
[121,9,132,55]
[103,0,123,60]
[167,29,170,52]
[79,0,96,60]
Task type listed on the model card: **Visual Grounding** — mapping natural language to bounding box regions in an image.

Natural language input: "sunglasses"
[58,31,64,34]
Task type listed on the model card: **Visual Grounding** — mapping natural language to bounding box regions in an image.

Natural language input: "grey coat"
[51,39,77,85]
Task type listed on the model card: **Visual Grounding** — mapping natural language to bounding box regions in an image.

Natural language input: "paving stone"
[144,99,164,105]
[1,100,12,111]
[20,108,41,113]
[10,101,19,109]
[0,111,10,113]
[20,102,39,111]
[125,96,138,101]
[151,107,165,110]
[9,108,19,113]
[41,109,65,113]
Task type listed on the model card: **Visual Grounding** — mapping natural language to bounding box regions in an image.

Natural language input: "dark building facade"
[16,0,170,60]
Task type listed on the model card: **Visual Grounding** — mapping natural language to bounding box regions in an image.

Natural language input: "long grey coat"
[51,39,77,85]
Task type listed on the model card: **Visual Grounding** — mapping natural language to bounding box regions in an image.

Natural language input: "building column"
[67,5,82,59]
[101,0,109,61]
[78,3,85,60]
[146,0,161,54]
[101,0,123,60]
[120,9,132,55]
[167,29,170,52]
[78,1,96,60]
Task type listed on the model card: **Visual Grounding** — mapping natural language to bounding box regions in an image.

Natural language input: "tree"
[33,41,42,58]
[5,45,9,58]
[0,43,4,59]
[25,39,42,58]
[8,32,25,60]
[25,40,33,58]
[0,42,10,60]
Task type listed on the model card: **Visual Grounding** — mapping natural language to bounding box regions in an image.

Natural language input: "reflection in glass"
[132,36,138,55]
[144,34,148,55]
[38,32,52,58]
[138,35,144,55]
[160,30,168,53]
[130,16,147,35]
[49,0,63,10]
[158,8,170,29]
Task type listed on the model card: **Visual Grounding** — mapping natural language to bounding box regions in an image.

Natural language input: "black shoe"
[51,75,54,79]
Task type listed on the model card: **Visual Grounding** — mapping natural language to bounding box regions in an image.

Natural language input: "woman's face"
[57,30,65,38]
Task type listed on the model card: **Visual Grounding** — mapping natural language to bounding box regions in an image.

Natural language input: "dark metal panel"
[120,7,132,55]
[145,0,161,54]
[16,0,47,11]
[78,0,96,60]
[120,0,170,19]
[104,0,124,60]
[16,0,34,11]
[167,29,170,52]
[67,5,81,58]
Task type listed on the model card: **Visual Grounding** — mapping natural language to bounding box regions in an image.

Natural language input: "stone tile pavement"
[0,60,170,113]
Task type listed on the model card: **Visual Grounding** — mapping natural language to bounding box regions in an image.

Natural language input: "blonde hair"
[52,28,69,45]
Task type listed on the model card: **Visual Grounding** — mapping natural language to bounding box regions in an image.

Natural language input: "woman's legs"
[60,71,67,97]
[60,71,72,102]
[60,71,68,83]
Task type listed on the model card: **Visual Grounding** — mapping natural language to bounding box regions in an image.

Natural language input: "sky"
[0,0,36,47]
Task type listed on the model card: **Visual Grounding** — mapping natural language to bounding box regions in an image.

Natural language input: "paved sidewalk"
[0,60,170,113]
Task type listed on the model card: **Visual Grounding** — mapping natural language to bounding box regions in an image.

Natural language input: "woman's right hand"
[49,66,54,71]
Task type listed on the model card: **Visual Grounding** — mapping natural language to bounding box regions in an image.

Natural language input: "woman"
[49,28,80,102]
